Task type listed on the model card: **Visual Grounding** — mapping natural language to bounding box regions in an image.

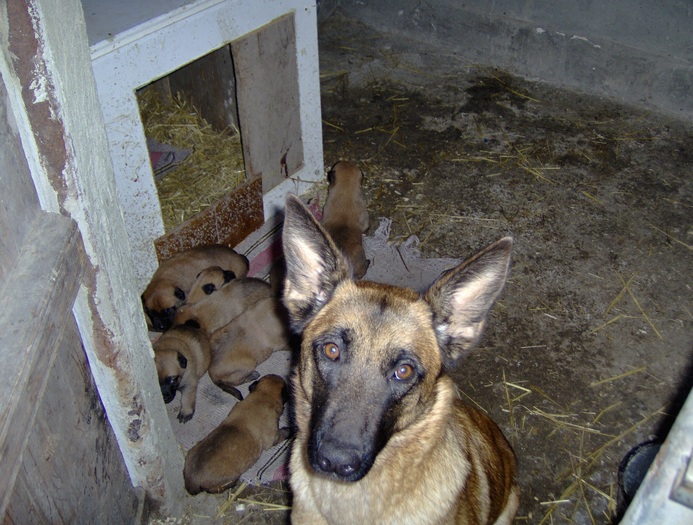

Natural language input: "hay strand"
[590,366,647,387]
[138,88,246,231]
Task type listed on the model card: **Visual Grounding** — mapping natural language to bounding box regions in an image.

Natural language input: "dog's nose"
[314,441,363,480]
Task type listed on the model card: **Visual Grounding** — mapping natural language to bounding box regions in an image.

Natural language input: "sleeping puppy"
[142,244,249,331]
[321,160,370,279]
[183,374,291,495]
[173,277,272,334]
[186,266,238,305]
[207,296,291,395]
[152,324,212,423]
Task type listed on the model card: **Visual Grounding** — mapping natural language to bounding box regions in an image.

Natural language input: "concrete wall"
[340,0,693,121]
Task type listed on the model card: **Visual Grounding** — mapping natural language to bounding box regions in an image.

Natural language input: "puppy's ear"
[183,319,201,329]
[222,270,236,283]
[281,194,351,333]
[424,237,513,369]
[174,287,186,301]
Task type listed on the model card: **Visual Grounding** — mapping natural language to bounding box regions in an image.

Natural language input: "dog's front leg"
[177,383,197,423]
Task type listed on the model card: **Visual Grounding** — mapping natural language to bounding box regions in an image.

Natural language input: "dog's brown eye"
[323,342,340,361]
[395,364,414,381]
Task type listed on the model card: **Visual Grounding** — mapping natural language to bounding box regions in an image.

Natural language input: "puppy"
[207,297,291,395]
[186,266,238,305]
[153,324,211,423]
[282,194,519,525]
[321,160,370,279]
[174,277,272,334]
[174,277,275,400]
[142,244,249,331]
[183,374,291,495]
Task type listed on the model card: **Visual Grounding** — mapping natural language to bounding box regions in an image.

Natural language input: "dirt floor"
[152,9,693,525]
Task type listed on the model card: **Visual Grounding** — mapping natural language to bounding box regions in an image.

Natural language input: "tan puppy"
[282,195,519,525]
[186,266,238,305]
[208,296,291,393]
[174,277,275,400]
[152,324,211,423]
[174,277,272,334]
[142,244,249,331]
[321,161,370,279]
[183,374,291,495]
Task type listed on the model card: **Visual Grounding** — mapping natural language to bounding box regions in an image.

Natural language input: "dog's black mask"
[306,333,419,482]
[159,375,181,403]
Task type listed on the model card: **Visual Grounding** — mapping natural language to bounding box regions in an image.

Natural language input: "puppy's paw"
[178,410,194,423]
[246,370,261,382]
[275,427,292,444]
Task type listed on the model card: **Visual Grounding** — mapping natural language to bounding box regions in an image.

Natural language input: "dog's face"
[281,194,512,483]
[154,347,189,403]
[300,283,443,481]
[142,283,187,331]
[186,266,237,305]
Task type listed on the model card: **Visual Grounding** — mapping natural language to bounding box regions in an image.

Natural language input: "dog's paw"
[275,427,292,444]
[178,411,194,423]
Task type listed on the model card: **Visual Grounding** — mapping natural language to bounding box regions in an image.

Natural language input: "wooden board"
[167,44,239,132]
[5,321,142,524]
[0,212,85,515]
[232,13,304,194]
[154,175,263,260]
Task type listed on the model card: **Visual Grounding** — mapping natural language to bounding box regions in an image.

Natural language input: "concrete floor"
[153,8,693,525]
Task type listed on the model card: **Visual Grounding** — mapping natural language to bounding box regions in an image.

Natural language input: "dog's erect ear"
[424,237,513,369]
[281,194,351,333]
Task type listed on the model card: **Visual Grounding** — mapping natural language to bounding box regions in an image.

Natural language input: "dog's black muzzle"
[160,376,180,403]
[311,436,374,482]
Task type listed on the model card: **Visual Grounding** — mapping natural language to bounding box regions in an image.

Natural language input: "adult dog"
[281,194,519,525]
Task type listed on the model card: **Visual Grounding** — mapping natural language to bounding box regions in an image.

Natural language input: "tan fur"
[174,277,272,334]
[183,374,290,495]
[186,265,238,305]
[208,297,291,391]
[174,277,275,400]
[281,194,519,525]
[321,161,370,279]
[153,325,212,423]
[142,245,249,331]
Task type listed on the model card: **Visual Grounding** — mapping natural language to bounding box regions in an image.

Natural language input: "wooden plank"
[0,75,41,286]
[232,13,304,193]
[167,45,238,132]
[0,212,86,517]
[154,175,263,260]
[5,322,141,524]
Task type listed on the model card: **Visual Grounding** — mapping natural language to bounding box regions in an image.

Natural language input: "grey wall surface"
[339,0,693,120]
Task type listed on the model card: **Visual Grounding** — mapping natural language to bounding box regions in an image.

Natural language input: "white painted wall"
[1,0,185,514]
